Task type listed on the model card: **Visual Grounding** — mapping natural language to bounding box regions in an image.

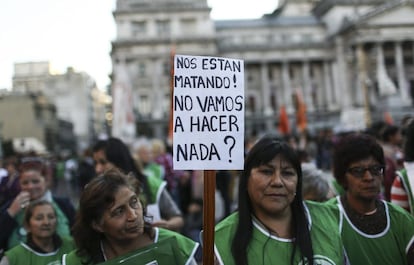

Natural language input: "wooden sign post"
[172,54,244,265]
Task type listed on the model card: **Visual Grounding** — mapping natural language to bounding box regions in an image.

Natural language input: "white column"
[302,60,314,111]
[356,44,366,106]
[323,61,334,110]
[395,42,411,105]
[335,37,351,108]
[261,61,273,115]
[282,61,293,112]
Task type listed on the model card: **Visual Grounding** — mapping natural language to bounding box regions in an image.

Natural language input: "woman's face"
[345,156,383,201]
[247,155,298,219]
[19,170,47,200]
[26,204,57,239]
[93,149,116,175]
[93,186,145,243]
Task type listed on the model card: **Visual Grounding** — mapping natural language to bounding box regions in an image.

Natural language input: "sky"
[0,0,279,90]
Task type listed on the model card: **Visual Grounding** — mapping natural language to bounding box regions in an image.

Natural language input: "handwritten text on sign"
[173,55,244,170]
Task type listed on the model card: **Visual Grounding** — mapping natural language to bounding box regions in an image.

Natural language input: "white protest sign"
[173,54,244,170]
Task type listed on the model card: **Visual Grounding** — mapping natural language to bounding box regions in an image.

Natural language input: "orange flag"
[278,105,290,135]
[384,111,394,125]
[294,91,307,133]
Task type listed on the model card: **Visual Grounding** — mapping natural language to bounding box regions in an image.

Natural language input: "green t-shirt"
[63,228,198,265]
[329,196,414,265]
[8,200,71,249]
[214,201,346,265]
[5,237,75,265]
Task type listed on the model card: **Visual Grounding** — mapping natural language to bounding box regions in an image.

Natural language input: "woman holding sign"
[62,168,198,265]
[214,135,348,265]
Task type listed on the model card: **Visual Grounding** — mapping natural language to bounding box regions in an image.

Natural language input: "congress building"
[110,0,414,140]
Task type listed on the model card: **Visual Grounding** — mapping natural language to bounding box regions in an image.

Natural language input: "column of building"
[282,61,294,113]
[395,41,411,105]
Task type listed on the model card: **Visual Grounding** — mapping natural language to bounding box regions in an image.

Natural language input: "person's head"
[382,124,402,146]
[19,157,49,201]
[24,200,57,240]
[301,164,333,202]
[72,168,153,263]
[133,138,153,165]
[92,137,151,201]
[233,134,313,265]
[333,133,385,198]
[242,136,302,220]
[151,139,166,158]
[403,119,414,162]
[93,138,133,175]
[4,156,18,175]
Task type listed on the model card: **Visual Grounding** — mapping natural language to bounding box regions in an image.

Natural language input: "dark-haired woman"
[63,168,198,265]
[92,137,183,232]
[214,135,347,265]
[0,200,74,265]
[328,133,414,265]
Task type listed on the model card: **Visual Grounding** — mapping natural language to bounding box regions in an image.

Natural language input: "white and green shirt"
[214,201,347,265]
[332,197,414,265]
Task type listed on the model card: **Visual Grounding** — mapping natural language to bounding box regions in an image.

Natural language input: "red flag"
[294,91,307,133]
[384,111,394,125]
[278,105,290,135]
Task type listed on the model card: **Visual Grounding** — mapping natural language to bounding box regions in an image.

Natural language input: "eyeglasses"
[346,165,385,178]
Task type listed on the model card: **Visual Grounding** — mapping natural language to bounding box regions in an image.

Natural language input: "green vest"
[397,168,414,216]
[333,197,414,265]
[8,200,71,249]
[63,228,198,265]
[214,201,345,265]
[5,237,75,265]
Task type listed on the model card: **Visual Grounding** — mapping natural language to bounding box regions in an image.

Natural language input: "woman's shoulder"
[63,249,91,265]
[214,212,239,236]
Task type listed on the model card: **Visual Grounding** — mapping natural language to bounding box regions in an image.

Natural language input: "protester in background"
[0,156,75,253]
[151,139,184,206]
[391,119,414,214]
[0,156,20,207]
[214,135,347,265]
[0,200,75,265]
[63,168,198,265]
[301,163,335,202]
[327,133,414,265]
[92,137,184,232]
[76,147,95,191]
[134,137,164,180]
[381,124,404,200]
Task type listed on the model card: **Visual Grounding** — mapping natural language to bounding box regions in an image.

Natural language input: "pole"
[203,170,216,265]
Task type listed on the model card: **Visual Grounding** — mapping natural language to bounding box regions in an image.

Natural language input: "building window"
[156,20,170,36]
[132,21,147,37]
[139,94,150,115]
[138,62,146,77]
[181,18,196,33]
[162,61,170,76]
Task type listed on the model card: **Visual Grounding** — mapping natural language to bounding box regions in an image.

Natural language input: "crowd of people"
[0,114,413,264]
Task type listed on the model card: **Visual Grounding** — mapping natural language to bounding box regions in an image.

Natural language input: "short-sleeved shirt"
[5,237,74,265]
[327,196,414,265]
[63,227,199,265]
[214,201,347,265]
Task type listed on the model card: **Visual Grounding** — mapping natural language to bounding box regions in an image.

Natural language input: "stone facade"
[110,0,414,139]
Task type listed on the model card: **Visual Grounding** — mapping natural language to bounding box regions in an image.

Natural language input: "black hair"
[232,134,313,265]
[92,137,152,203]
[332,133,385,189]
